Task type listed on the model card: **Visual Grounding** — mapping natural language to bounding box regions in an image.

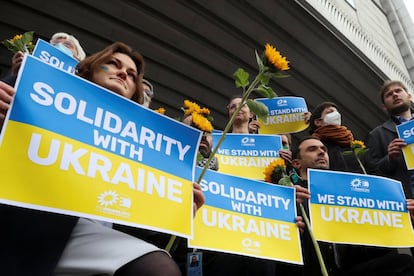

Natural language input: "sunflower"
[264,43,290,71]
[350,140,366,149]
[2,31,35,54]
[154,107,166,115]
[11,34,23,42]
[191,112,213,133]
[182,100,214,133]
[263,158,286,183]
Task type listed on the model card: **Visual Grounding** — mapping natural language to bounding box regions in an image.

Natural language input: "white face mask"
[323,111,341,126]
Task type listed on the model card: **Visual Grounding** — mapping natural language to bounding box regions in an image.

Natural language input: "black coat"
[365,117,413,198]
[322,140,364,174]
[0,205,78,276]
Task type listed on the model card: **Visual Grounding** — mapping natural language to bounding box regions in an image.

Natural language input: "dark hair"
[309,102,338,132]
[281,133,292,147]
[291,136,321,160]
[379,80,408,103]
[76,42,145,104]
[226,95,244,109]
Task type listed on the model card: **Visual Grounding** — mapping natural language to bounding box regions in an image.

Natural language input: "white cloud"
[403,0,414,23]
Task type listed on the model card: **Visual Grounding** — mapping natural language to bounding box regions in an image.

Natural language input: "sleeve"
[364,128,397,176]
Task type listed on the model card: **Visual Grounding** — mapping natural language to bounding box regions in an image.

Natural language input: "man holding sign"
[292,137,414,275]
[366,80,414,198]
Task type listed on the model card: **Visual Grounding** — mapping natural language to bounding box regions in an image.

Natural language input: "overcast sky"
[403,0,414,23]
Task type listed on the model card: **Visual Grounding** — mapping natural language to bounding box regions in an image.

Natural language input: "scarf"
[197,156,219,171]
[312,125,353,147]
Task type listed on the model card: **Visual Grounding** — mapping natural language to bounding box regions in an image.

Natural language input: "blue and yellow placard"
[189,167,303,264]
[32,38,79,74]
[396,120,414,170]
[212,133,282,180]
[0,55,202,238]
[308,169,414,247]
[255,97,308,134]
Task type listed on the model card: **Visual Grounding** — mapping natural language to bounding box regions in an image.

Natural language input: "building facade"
[0,0,413,139]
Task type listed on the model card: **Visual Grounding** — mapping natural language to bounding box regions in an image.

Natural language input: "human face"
[227,98,252,122]
[50,38,79,60]
[382,84,412,115]
[281,134,290,149]
[199,133,213,158]
[314,106,339,127]
[91,52,138,99]
[293,139,329,178]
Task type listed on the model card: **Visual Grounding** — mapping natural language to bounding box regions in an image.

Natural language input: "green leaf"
[14,39,24,52]
[255,84,277,98]
[342,151,353,156]
[258,73,270,86]
[354,148,368,157]
[1,40,17,52]
[196,152,204,162]
[255,50,264,71]
[233,68,250,88]
[247,99,268,120]
[278,176,293,187]
[21,31,34,45]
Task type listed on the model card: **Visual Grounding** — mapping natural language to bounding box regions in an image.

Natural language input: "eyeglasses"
[144,88,154,98]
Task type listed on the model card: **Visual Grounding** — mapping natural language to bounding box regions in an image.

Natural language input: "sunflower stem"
[166,71,264,253]
[354,152,367,175]
[299,203,329,276]
[195,71,263,184]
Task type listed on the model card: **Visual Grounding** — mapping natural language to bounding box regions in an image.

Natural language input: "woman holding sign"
[0,42,204,276]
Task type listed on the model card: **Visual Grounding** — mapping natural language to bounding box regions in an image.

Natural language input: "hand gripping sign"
[397,120,414,170]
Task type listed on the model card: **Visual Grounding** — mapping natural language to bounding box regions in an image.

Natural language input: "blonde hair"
[50,32,86,60]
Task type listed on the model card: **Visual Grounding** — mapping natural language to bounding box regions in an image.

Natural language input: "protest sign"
[396,120,414,170]
[0,55,201,237]
[255,97,308,134]
[32,38,79,74]
[189,167,303,264]
[308,169,414,247]
[212,133,282,180]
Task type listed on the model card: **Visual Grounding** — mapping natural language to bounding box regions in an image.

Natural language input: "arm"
[248,119,260,134]
[295,216,305,234]
[193,182,205,217]
[294,184,310,204]
[407,199,414,222]
[279,149,292,165]
[0,81,15,131]
[365,128,399,175]
[11,51,24,75]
